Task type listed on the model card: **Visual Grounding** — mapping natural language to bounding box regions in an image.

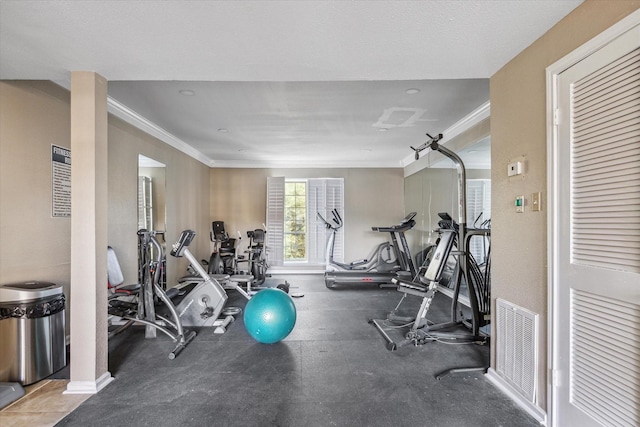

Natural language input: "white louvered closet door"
[555,24,640,427]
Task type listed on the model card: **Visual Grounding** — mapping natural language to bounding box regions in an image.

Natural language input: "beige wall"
[0,81,73,325]
[211,167,405,261]
[490,0,639,410]
[108,117,211,286]
[0,81,212,337]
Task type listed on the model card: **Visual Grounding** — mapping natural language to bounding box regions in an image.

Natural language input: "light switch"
[515,195,524,213]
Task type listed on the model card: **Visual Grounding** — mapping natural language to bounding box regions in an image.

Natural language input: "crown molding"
[107,97,215,167]
[211,158,404,169]
[400,100,491,167]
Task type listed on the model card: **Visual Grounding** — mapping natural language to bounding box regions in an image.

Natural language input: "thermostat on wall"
[508,161,523,177]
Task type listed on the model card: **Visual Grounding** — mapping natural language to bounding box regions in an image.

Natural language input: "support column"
[65,72,113,394]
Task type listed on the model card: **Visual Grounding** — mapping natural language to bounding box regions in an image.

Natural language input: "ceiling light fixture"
[405,88,420,95]
[218,128,228,133]
[179,89,195,96]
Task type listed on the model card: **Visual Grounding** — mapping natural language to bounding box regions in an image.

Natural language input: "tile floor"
[0,380,89,427]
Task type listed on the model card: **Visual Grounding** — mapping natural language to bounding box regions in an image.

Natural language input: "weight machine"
[370,134,491,375]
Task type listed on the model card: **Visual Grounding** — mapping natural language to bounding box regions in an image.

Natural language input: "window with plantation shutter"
[267,177,344,266]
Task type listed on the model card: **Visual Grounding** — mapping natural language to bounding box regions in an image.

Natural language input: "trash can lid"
[0,281,63,302]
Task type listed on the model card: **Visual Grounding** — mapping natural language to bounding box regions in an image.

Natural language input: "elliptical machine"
[107,230,197,359]
[318,209,418,288]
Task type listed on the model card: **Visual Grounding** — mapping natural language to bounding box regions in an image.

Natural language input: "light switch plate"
[532,192,541,211]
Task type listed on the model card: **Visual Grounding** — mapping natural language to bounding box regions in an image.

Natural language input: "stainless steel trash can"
[0,282,66,385]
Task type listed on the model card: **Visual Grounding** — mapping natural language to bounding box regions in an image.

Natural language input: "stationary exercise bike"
[318,209,418,288]
[242,228,269,286]
[178,222,272,298]
[207,221,237,275]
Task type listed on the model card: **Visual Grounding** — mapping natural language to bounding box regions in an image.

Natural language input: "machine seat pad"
[230,274,253,283]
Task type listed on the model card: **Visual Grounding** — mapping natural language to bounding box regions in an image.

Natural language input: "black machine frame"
[370,133,491,376]
[319,209,418,289]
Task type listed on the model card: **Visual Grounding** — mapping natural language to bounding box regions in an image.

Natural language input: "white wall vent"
[496,298,539,404]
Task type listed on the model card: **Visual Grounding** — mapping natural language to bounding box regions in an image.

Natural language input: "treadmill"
[324,212,417,288]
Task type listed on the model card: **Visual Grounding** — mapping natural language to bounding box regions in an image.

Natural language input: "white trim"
[269,268,325,275]
[64,372,114,395]
[212,158,404,169]
[547,9,640,76]
[54,79,215,167]
[546,59,560,427]
[545,9,640,427]
[486,369,547,425]
[400,101,491,167]
[107,97,215,167]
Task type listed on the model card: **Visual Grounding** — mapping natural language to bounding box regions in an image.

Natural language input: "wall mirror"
[138,154,167,286]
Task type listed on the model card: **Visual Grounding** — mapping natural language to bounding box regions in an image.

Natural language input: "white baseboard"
[486,368,547,425]
[269,269,325,275]
[64,371,114,395]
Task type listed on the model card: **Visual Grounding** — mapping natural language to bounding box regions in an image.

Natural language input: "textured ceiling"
[108,79,490,167]
[0,0,583,168]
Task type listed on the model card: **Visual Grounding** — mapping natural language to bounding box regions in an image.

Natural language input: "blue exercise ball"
[244,288,297,344]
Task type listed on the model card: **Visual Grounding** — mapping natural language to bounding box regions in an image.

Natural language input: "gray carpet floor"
[56,274,538,427]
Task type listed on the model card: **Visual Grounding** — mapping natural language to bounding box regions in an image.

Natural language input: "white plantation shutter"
[307,179,326,264]
[467,179,491,264]
[307,178,344,264]
[324,179,344,263]
[266,176,285,266]
[138,176,153,230]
